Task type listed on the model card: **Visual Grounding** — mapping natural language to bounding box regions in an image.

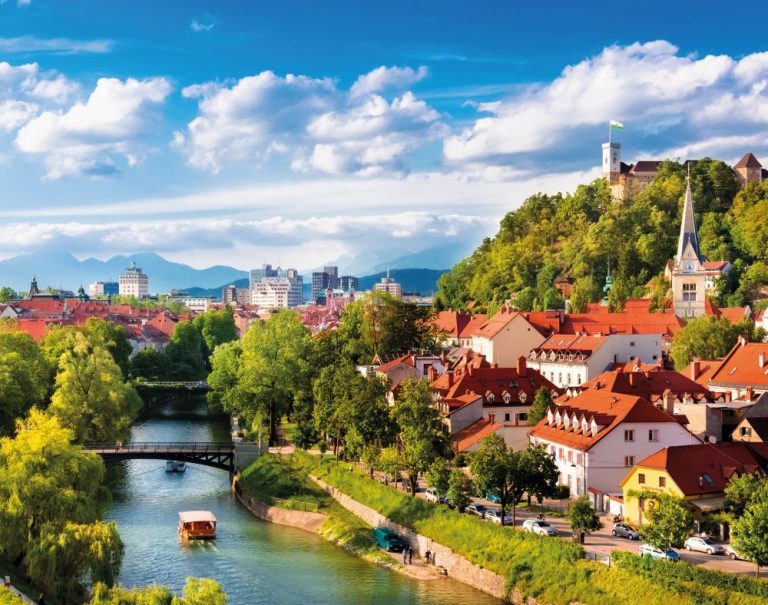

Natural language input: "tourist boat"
[178,511,217,540]
[165,460,187,472]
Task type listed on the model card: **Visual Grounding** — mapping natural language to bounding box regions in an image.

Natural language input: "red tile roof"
[13,318,51,341]
[376,353,417,373]
[575,369,714,403]
[631,161,662,173]
[734,152,763,169]
[707,342,768,389]
[432,311,487,339]
[534,333,607,354]
[472,307,528,339]
[432,362,558,406]
[452,418,504,452]
[680,359,720,386]
[702,261,729,271]
[627,442,768,496]
[530,390,683,451]
[562,308,683,337]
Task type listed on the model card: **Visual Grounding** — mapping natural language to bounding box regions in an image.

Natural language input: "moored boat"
[165,460,187,472]
[178,510,217,540]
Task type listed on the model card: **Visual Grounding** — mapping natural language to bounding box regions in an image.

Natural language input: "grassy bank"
[299,452,768,605]
[238,454,396,569]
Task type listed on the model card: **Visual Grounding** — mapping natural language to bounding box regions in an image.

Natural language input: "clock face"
[684,261,695,272]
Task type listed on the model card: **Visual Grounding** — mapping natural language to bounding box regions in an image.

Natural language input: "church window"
[682,283,697,302]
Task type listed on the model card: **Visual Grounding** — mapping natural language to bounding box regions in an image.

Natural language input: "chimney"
[759,353,766,369]
[446,371,454,387]
[740,336,747,347]
[491,362,498,369]
[427,365,436,383]
[517,355,528,377]
[691,360,701,381]
[746,387,754,401]
[663,389,675,416]
[629,372,637,387]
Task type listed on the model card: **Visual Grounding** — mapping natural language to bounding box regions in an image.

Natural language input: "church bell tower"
[671,174,707,319]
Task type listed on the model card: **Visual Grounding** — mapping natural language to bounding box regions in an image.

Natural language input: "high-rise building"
[323,266,339,289]
[312,272,330,301]
[89,281,119,298]
[340,275,359,292]
[222,284,250,306]
[249,264,278,290]
[250,266,303,309]
[118,262,149,298]
[374,269,402,300]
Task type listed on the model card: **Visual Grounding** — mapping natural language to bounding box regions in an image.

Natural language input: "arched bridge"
[134,381,209,390]
[85,442,235,472]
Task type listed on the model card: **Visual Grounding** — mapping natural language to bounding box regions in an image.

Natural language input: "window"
[558,448,564,460]
[630,341,635,347]
[518,413,528,422]
[567,450,573,462]
[576,453,583,465]
[423,365,429,375]
[638,473,646,485]
[624,430,635,442]
[683,283,697,302]
[741,426,752,437]
[558,373,562,384]
[504,413,511,422]
[567,373,571,385]
[658,477,666,488]
[648,429,659,442]
[624,456,635,467]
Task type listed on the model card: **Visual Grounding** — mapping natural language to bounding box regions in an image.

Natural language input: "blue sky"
[1,0,768,273]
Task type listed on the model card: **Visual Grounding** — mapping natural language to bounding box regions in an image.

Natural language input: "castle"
[602,142,766,199]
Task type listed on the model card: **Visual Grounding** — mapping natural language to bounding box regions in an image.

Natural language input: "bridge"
[134,381,209,390]
[85,441,236,472]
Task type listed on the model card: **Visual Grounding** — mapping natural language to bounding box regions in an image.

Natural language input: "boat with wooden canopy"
[178,510,217,540]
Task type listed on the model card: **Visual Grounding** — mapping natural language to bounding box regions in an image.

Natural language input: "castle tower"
[671,175,707,319]
[602,142,621,185]
[734,152,763,186]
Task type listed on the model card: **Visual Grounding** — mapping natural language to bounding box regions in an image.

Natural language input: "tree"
[49,331,142,443]
[569,276,600,313]
[392,380,450,496]
[206,341,243,413]
[166,321,206,379]
[541,287,565,311]
[470,435,523,526]
[567,495,602,543]
[236,312,312,445]
[446,467,472,512]
[670,316,740,369]
[130,348,172,381]
[521,445,560,506]
[0,286,16,303]
[628,491,692,550]
[732,500,768,577]
[27,521,123,601]
[84,318,133,378]
[378,446,401,485]
[177,577,228,605]
[724,473,768,516]
[192,307,238,365]
[512,287,537,312]
[426,460,450,497]
[528,388,553,426]
[89,577,227,605]
[0,410,116,597]
[0,327,51,434]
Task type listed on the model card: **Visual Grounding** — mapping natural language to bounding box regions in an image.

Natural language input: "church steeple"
[675,170,703,264]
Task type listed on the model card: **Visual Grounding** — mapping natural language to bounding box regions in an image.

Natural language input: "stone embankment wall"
[311,476,509,601]
[234,482,327,533]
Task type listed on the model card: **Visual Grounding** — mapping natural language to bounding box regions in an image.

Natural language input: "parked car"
[402,478,413,492]
[372,527,406,552]
[522,519,558,536]
[638,543,680,561]
[725,544,749,561]
[484,508,513,524]
[684,537,724,555]
[425,487,447,504]
[466,504,488,518]
[612,522,640,540]
[485,492,500,503]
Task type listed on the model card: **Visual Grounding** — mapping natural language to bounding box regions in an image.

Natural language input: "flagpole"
[608,121,612,145]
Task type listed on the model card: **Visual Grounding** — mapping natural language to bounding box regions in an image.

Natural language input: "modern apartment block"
[118,262,149,298]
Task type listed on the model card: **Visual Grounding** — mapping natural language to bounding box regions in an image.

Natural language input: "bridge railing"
[84,441,234,452]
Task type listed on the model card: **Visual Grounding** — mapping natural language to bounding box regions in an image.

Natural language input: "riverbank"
[236,454,452,585]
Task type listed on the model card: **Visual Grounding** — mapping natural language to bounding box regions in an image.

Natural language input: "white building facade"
[118,263,149,298]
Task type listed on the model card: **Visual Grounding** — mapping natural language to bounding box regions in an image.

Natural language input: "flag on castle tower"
[609,120,624,130]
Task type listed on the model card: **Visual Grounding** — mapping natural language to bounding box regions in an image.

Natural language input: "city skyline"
[2,1,768,270]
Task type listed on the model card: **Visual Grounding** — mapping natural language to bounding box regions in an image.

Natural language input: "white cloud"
[191,19,215,32]
[350,65,427,98]
[15,76,172,178]
[0,36,112,54]
[175,66,444,176]
[442,41,768,169]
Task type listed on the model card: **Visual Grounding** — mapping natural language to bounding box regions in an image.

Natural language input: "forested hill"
[434,159,768,315]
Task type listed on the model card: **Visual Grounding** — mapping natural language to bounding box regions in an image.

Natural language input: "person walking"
[408,547,413,564]
[38,594,46,605]
[402,547,408,565]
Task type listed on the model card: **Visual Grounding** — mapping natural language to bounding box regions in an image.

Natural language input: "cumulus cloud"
[443,41,768,171]
[15,76,172,178]
[190,17,216,32]
[174,65,444,176]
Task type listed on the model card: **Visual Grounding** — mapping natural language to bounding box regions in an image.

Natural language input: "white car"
[522,519,558,536]
[725,545,749,561]
[684,537,724,555]
[484,508,513,524]
[425,487,446,503]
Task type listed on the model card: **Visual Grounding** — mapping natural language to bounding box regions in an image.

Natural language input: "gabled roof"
[734,152,763,169]
[576,369,714,403]
[631,160,662,173]
[626,442,768,496]
[681,359,721,386]
[432,363,558,406]
[529,390,684,452]
[432,311,487,339]
[472,307,529,339]
[708,341,768,388]
[534,333,607,354]
[452,418,503,452]
[562,308,683,337]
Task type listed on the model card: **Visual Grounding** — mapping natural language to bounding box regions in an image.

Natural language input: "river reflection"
[105,398,500,605]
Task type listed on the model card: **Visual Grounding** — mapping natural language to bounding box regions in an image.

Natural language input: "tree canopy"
[669,316,764,369]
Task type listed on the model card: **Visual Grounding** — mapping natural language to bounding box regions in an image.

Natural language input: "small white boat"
[165,460,187,473]
[179,510,217,540]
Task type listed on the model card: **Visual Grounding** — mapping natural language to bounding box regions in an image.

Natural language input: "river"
[105,397,500,604]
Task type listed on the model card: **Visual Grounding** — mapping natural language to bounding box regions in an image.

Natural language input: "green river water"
[105,398,500,604]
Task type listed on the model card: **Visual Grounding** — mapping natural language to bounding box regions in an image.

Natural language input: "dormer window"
[581,418,588,433]
[547,409,555,425]
[519,392,527,404]
[590,419,598,437]
[503,393,511,404]
[563,414,570,429]
[571,412,579,428]
[555,410,562,425]
[486,393,495,404]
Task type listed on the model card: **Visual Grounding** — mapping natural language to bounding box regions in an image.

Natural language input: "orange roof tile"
[708,342,768,389]
[529,390,683,452]
[681,359,720,386]
[452,418,503,451]
[472,307,523,339]
[432,363,558,406]
[535,333,607,353]
[577,369,713,403]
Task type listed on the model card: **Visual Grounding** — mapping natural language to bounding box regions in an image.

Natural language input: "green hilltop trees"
[434,158,768,314]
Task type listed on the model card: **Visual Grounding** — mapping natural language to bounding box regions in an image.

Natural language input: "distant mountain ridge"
[0,252,248,293]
